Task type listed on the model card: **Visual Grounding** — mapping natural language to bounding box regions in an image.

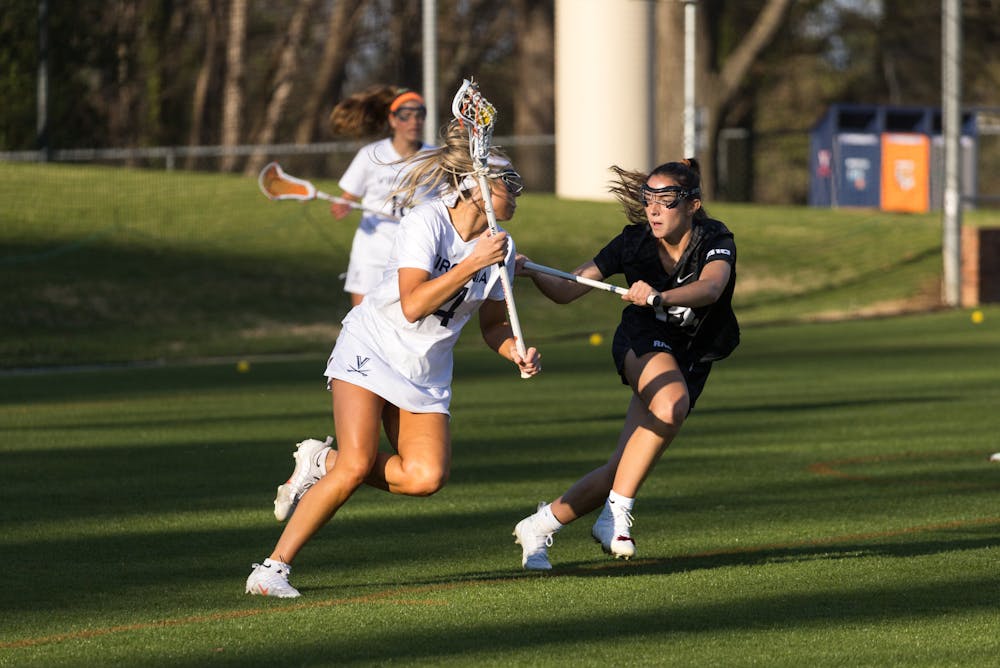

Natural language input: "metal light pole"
[941,0,963,306]
[422,0,438,146]
[682,0,697,158]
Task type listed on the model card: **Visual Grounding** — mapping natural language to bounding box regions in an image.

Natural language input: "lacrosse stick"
[257,161,401,220]
[452,78,532,379]
[523,262,662,307]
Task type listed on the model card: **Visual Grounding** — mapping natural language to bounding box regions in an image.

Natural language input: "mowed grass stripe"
[4,515,997,651]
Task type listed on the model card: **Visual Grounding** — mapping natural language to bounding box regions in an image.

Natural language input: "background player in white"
[246,120,541,598]
[512,159,739,569]
[329,85,433,306]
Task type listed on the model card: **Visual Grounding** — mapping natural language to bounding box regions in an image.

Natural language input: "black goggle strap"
[641,184,700,208]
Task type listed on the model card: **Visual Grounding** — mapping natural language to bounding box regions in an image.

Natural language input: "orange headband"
[390,91,425,112]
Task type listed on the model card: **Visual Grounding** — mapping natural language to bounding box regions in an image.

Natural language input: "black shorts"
[611,324,713,412]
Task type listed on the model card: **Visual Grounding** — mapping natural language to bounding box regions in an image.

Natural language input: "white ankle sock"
[536,504,564,533]
[608,490,635,512]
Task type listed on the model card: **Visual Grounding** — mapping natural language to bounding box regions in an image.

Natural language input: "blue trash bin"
[809,105,881,208]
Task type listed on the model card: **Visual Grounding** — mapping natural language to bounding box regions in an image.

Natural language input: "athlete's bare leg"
[548,396,643,524]
[612,351,688,497]
[318,394,451,495]
[547,351,687,524]
[366,402,451,496]
[269,379,384,564]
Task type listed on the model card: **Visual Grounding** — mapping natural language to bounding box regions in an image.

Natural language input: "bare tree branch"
[186,0,220,168]
[512,0,554,190]
[220,0,248,171]
[716,0,795,103]
[245,0,321,175]
[437,0,514,94]
[292,0,369,146]
[657,0,795,197]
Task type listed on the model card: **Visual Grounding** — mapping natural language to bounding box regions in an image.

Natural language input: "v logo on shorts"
[348,356,371,377]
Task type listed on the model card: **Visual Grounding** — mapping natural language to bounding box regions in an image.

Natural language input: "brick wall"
[961,227,1000,306]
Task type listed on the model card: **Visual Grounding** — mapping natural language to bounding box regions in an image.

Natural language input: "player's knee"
[333,457,376,488]
[647,397,688,436]
[402,463,449,496]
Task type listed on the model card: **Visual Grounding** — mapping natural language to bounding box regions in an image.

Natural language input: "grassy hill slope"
[2,162,996,367]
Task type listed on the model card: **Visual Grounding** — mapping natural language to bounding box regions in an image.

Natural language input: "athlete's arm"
[479,298,541,376]
[398,229,509,323]
[628,260,731,308]
[515,256,598,304]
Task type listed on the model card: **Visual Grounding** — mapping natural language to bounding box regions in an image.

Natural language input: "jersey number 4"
[434,287,468,326]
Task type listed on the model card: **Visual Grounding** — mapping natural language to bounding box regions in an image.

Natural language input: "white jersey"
[339,138,434,296]
[339,137,432,229]
[339,199,514,388]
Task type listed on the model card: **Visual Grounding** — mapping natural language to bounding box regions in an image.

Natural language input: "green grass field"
[2,163,999,665]
[2,312,999,666]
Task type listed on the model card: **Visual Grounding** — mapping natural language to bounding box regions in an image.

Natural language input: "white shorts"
[344,223,398,296]
[325,327,451,415]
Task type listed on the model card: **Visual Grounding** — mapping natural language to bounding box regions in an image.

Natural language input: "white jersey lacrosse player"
[339,138,433,297]
[325,198,515,414]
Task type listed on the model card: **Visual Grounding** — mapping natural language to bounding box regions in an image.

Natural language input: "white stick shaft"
[478,174,530,379]
[314,191,401,220]
[523,262,661,307]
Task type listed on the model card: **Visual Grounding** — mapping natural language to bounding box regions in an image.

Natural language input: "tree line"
[1,0,997,203]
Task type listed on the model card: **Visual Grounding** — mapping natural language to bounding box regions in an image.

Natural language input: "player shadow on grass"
[552,530,1000,578]
[299,524,1000,597]
[236,576,995,665]
[693,393,957,416]
[534,395,956,426]
[280,569,997,666]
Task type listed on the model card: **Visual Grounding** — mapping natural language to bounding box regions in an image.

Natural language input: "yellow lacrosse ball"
[236,359,251,373]
[971,310,984,324]
[589,333,604,346]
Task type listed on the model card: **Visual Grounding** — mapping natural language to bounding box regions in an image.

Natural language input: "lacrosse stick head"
[451,79,497,169]
[258,161,317,201]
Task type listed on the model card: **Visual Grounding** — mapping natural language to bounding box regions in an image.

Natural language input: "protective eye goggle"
[392,105,427,121]
[641,184,699,209]
[498,169,523,196]
[456,168,523,198]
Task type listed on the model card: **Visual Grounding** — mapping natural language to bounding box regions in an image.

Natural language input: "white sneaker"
[274,437,333,521]
[591,502,636,560]
[245,558,300,598]
[513,503,553,570]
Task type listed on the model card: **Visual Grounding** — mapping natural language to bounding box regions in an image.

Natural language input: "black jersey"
[593,217,740,363]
